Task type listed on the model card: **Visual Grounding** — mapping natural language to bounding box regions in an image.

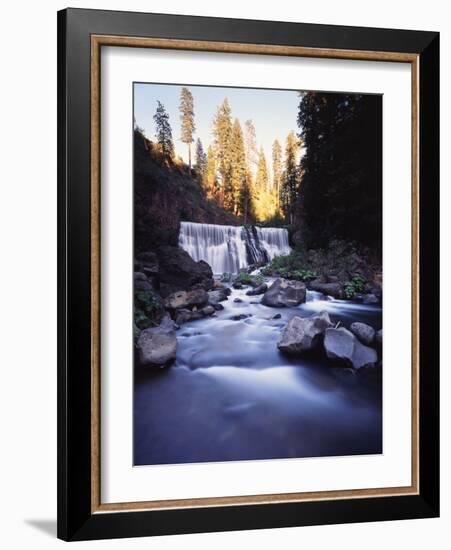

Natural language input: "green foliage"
[134,290,164,330]
[261,253,316,281]
[343,274,366,299]
[234,271,264,286]
[154,101,174,159]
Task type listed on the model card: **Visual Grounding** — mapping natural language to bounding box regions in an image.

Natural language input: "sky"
[133,82,301,173]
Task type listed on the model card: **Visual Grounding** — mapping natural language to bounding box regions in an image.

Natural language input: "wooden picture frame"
[57,8,439,541]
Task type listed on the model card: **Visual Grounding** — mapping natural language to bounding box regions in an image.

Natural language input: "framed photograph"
[57,8,439,541]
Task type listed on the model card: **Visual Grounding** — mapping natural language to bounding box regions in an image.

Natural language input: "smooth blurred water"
[134,284,382,466]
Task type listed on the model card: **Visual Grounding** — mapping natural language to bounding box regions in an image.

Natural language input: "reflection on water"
[134,285,382,466]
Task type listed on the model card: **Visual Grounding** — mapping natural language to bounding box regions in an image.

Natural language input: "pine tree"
[204,146,218,200]
[195,138,207,179]
[213,98,233,208]
[281,130,299,224]
[153,101,174,160]
[272,139,282,211]
[244,120,258,174]
[230,119,247,215]
[179,87,195,168]
[256,146,269,192]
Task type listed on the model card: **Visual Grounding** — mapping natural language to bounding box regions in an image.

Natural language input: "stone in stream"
[308,280,344,299]
[349,322,376,345]
[246,283,268,296]
[233,297,243,303]
[362,293,379,304]
[137,315,177,367]
[272,313,282,320]
[277,311,333,354]
[164,288,208,311]
[324,327,378,369]
[208,288,230,305]
[230,313,252,321]
[261,278,306,307]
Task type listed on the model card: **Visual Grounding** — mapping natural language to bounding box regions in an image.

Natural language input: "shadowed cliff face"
[134,131,239,253]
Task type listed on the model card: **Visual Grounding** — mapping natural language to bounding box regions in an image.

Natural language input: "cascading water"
[178,221,291,274]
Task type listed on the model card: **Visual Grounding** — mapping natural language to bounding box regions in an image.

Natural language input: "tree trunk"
[188,144,191,170]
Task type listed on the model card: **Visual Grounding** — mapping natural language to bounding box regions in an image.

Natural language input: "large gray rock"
[324,327,378,369]
[137,315,177,367]
[208,288,230,305]
[246,283,268,296]
[157,245,214,297]
[362,293,379,304]
[261,278,306,308]
[164,288,208,311]
[134,271,153,292]
[278,311,333,354]
[350,322,376,345]
[309,280,344,299]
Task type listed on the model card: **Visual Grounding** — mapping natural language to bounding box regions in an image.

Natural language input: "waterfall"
[179,221,291,274]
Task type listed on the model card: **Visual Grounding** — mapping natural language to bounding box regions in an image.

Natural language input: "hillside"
[134,130,239,253]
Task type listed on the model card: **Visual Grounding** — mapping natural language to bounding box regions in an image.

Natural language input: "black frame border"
[57,8,439,541]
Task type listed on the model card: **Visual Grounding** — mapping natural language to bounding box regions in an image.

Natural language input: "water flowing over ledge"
[178,221,291,274]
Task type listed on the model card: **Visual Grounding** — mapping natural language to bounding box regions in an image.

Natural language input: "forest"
[136,87,381,252]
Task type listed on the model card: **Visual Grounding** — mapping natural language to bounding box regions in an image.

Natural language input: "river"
[134,283,382,466]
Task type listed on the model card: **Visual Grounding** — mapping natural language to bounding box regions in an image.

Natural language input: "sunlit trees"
[195,138,207,179]
[213,98,233,207]
[204,146,218,200]
[272,139,282,211]
[179,87,195,169]
[153,101,174,159]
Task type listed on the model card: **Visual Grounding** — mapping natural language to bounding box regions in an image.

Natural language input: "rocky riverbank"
[134,248,382,374]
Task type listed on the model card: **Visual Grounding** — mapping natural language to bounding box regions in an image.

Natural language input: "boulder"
[175,308,203,325]
[309,280,344,299]
[156,245,214,297]
[164,288,208,311]
[208,288,229,305]
[362,293,379,304]
[230,313,252,321]
[232,281,243,289]
[324,327,378,369]
[201,305,215,316]
[350,322,376,345]
[278,311,333,354]
[134,271,153,292]
[136,251,159,276]
[261,278,306,307]
[233,297,243,303]
[137,315,177,367]
[246,283,268,296]
[212,303,224,311]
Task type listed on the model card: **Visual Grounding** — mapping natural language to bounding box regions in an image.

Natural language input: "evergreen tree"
[213,98,233,208]
[272,139,283,210]
[204,146,218,200]
[153,100,174,159]
[281,130,299,224]
[254,147,277,221]
[297,91,382,249]
[244,120,258,174]
[179,87,195,168]
[195,138,207,179]
[230,119,247,215]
